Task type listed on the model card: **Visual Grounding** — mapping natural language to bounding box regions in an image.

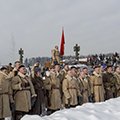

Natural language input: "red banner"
[60,29,65,56]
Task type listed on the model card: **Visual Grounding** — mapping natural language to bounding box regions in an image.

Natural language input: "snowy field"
[21,97,120,120]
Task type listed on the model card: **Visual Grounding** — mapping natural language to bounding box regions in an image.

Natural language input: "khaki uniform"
[85,75,92,95]
[43,76,52,91]
[60,69,68,102]
[78,77,91,103]
[114,72,120,97]
[62,75,80,106]
[0,71,11,119]
[51,48,61,64]
[7,68,18,78]
[90,72,105,102]
[11,72,36,112]
[48,72,62,110]
[60,69,68,82]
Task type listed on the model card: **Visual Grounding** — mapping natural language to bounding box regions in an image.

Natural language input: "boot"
[16,114,23,120]
[0,118,4,120]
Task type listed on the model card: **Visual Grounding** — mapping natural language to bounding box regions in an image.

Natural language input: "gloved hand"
[31,96,37,107]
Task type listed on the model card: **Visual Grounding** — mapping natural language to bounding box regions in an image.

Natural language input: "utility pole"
[73,44,80,60]
[19,48,24,64]
[11,34,16,63]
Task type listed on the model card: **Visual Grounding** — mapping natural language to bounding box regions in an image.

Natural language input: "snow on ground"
[21,97,120,120]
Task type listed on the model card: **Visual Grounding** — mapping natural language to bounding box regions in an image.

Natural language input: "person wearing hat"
[62,66,81,108]
[77,71,89,105]
[0,66,13,120]
[30,66,46,116]
[60,63,69,83]
[8,61,21,78]
[47,63,62,114]
[6,61,21,120]
[102,64,117,100]
[60,63,69,87]
[51,45,61,65]
[114,66,120,97]
[90,65,105,102]
[79,67,92,103]
[11,65,36,120]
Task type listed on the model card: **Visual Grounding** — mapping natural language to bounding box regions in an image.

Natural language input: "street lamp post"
[73,44,80,60]
[19,48,24,64]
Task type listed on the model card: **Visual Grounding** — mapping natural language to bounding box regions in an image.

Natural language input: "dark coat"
[102,72,117,100]
[31,76,46,115]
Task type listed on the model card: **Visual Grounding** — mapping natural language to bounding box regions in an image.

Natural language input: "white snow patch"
[21,97,120,120]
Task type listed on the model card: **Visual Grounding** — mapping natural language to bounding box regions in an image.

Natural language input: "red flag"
[60,28,65,56]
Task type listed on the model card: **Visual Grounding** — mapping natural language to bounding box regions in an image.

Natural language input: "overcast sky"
[0,0,120,64]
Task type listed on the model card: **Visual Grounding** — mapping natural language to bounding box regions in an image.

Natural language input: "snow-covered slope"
[21,97,120,120]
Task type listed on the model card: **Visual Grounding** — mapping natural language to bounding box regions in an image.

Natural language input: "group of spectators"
[87,52,120,66]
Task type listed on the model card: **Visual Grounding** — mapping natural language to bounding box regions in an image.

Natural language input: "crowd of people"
[0,46,120,120]
[0,59,120,120]
[87,52,120,66]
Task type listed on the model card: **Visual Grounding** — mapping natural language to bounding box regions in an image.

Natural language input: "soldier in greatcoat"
[60,63,69,82]
[82,67,92,102]
[47,64,62,114]
[11,65,37,120]
[7,61,21,120]
[114,66,120,97]
[43,70,52,114]
[62,66,81,108]
[78,71,91,104]
[0,67,13,120]
[102,65,117,100]
[30,67,46,116]
[90,65,105,102]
